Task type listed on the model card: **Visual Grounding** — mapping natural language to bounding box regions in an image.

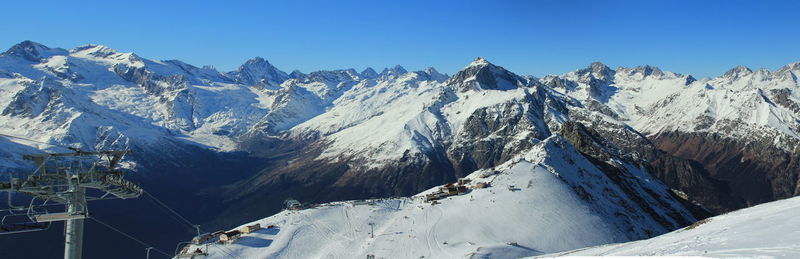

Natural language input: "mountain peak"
[413,67,448,82]
[590,61,612,74]
[2,40,65,62]
[229,57,288,88]
[773,61,800,81]
[6,40,49,51]
[723,65,753,79]
[577,61,614,81]
[360,67,378,79]
[236,57,278,71]
[391,65,407,73]
[447,57,524,91]
[289,70,306,79]
[423,67,441,75]
[243,56,270,66]
[469,56,490,67]
[590,61,608,70]
[776,61,800,74]
[71,44,116,54]
[633,65,664,77]
[379,65,408,78]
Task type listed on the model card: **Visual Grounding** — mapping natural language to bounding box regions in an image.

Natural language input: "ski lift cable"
[142,190,198,231]
[142,194,196,233]
[89,217,172,258]
[142,191,245,259]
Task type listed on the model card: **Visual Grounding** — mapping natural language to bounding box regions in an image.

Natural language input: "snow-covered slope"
[3,40,798,230]
[4,41,799,159]
[540,196,800,258]
[0,41,270,159]
[0,41,455,172]
[0,41,400,171]
[553,61,800,149]
[546,61,800,212]
[181,135,694,259]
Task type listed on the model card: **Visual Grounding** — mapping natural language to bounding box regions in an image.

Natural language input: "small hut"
[441,184,468,196]
[242,223,261,234]
[284,199,302,210]
[425,192,445,202]
[220,230,241,243]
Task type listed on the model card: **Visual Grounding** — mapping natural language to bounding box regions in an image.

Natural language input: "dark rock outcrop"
[651,131,800,211]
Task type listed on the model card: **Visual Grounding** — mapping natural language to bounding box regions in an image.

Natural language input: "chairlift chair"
[0,208,51,235]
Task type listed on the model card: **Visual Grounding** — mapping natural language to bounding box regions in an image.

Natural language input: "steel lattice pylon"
[0,150,142,259]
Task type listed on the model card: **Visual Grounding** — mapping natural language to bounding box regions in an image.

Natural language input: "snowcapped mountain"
[4,40,796,213]
[541,195,800,258]
[211,57,710,246]
[2,40,799,259]
[547,61,800,212]
[360,67,379,79]
[228,57,289,90]
[0,41,271,171]
[182,134,694,259]
[245,68,364,135]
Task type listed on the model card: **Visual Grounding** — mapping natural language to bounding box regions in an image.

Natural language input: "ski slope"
[179,136,693,259]
[539,196,800,258]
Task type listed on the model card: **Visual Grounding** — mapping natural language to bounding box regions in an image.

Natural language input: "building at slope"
[176,135,696,259]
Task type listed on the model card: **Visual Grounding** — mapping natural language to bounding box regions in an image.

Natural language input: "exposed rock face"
[563,113,733,214]
[2,78,64,117]
[558,123,697,230]
[227,57,289,89]
[652,131,800,210]
[446,57,527,92]
[770,88,800,114]
[447,86,566,173]
[550,58,800,214]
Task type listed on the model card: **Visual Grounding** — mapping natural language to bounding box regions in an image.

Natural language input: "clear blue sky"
[1,0,798,78]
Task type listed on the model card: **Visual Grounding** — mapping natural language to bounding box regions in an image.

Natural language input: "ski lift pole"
[145,247,153,259]
[368,222,375,238]
[64,177,87,259]
[194,225,201,237]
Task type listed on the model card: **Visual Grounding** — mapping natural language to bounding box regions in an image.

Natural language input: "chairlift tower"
[0,149,142,259]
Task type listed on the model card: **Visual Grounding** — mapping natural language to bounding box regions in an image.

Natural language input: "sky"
[1,0,799,78]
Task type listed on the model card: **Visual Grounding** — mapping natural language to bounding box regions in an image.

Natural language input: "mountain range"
[1,40,799,258]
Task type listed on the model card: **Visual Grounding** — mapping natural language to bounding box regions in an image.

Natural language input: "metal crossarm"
[0,149,141,259]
